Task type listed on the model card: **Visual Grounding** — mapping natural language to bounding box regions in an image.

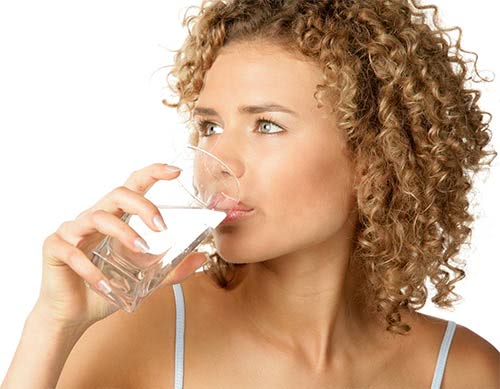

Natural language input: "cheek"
[274,155,354,232]
[212,146,356,263]
[225,150,355,264]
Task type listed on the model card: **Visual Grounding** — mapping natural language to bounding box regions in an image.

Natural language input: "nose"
[199,133,245,180]
[192,134,244,208]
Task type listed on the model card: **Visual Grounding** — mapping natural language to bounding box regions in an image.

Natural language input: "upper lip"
[208,193,253,212]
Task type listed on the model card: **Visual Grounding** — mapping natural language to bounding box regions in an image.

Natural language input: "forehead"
[198,42,324,110]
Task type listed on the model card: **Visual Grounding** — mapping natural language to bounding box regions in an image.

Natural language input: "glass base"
[88,228,212,313]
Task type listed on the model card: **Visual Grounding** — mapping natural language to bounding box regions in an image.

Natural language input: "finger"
[44,233,113,294]
[90,186,169,232]
[124,163,182,194]
[88,162,181,227]
[56,211,150,254]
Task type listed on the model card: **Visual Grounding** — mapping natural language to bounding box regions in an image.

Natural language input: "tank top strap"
[431,320,457,389]
[172,283,185,389]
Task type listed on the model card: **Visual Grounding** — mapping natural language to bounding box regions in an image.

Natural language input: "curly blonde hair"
[162,0,496,335]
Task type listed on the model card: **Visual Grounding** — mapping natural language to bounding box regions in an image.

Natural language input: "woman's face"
[194,41,358,263]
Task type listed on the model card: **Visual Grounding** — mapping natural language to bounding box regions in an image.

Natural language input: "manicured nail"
[134,237,150,253]
[153,215,167,231]
[97,279,112,295]
[165,165,182,172]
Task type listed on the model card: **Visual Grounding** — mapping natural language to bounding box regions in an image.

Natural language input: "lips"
[207,192,232,209]
[207,192,252,212]
[220,208,255,225]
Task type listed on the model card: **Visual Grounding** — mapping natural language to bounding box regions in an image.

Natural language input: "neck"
[230,217,399,372]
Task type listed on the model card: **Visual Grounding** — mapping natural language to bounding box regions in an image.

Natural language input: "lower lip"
[219,209,255,225]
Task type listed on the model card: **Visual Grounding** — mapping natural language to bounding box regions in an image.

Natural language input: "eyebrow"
[193,103,298,117]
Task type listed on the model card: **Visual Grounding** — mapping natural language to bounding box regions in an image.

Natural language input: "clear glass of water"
[85,145,240,312]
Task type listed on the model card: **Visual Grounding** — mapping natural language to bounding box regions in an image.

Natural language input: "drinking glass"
[84,145,240,312]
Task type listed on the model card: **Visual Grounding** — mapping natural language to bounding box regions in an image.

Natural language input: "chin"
[214,245,281,265]
[211,241,259,264]
[212,244,252,264]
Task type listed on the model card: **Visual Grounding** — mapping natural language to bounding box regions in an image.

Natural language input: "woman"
[2,0,499,388]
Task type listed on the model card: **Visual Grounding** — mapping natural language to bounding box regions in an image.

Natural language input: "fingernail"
[165,165,182,172]
[97,279,112,295]
[134,237,150,253]
[153,215,167,231]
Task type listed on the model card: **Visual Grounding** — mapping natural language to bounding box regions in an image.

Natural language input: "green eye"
[196,121,223,137]
[195,117,285,137]
[257,120,284,134]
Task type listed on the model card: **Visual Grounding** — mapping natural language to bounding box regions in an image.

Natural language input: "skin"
[53,39,499,389]
[192,40,410,373]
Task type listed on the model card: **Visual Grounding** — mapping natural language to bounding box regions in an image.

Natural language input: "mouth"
[220,208,255,225]
[208,192,252,212]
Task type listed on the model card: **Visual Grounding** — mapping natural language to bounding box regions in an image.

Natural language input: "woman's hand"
[32,163,209,331]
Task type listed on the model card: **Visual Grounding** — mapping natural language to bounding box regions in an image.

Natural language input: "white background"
[0,0,498,380]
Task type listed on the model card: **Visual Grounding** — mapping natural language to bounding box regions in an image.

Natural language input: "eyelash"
[194,116,286,137]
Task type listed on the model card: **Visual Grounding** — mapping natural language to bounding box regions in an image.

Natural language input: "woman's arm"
[1,305,90,389]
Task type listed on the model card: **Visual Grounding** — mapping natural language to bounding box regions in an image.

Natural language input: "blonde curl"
[161,0,497,336]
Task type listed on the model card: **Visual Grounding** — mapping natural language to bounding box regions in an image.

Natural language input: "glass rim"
[170,144,241,209]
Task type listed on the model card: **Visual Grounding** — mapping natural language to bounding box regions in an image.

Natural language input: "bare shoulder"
[57,281,178,388]
[443,321,500,389]
[413,313,500,389]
